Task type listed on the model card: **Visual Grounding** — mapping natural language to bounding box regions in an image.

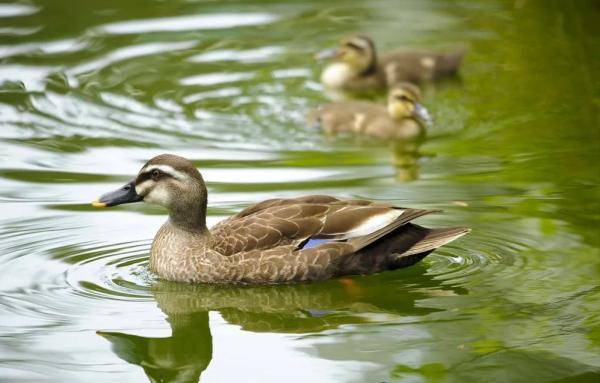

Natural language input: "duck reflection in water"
[98,267,463,383]
[98,310,211,383]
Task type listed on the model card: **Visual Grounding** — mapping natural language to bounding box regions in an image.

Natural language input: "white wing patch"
[420,57,435,69]
[340,209,404,239]
[353,113,366,132]
[385,63,399,83]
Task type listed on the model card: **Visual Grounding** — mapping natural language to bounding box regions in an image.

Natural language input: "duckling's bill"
[91,180,142,208]
[413,103,432,126]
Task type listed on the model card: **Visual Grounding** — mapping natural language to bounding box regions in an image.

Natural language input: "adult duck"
[308,83,431,140]
[92,154,468,284]
[317,35,465,92]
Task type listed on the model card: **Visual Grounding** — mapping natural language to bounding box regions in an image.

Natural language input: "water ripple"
[0,4,39,18]
[96,13,277,35]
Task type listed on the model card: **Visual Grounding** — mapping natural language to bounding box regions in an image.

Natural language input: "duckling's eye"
[152,169,161,180]
[396,95,411,102]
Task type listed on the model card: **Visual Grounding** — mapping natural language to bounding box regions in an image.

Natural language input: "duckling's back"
[381,49,466,84]
[308,101,386,135]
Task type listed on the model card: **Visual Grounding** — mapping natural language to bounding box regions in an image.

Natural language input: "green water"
[0,0,599,382]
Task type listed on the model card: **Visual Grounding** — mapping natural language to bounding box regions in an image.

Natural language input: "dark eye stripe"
[346,42,364,51]
[135,170,171,184]
[135,171,152,184]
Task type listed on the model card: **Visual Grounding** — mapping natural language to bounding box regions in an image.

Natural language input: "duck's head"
[387,83,432,125]
[316,35,377,74]
[92,154,208,228]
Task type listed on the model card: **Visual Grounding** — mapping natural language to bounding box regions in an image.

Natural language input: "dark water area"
[0,0,598,381]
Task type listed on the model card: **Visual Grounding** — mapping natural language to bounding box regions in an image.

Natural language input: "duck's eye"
[152,169,161,180]
[396,95,411,102]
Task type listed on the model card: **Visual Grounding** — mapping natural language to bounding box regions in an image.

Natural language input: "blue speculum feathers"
[300,238,333,249]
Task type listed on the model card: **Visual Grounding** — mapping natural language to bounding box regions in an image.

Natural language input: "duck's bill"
[413,103,433,126]
[314,48,340,60]
[91,180,142,208]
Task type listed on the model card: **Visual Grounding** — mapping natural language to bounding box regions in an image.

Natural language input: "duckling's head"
[92,154,208,227]
[387,83,431,125]
[317,35,377,74]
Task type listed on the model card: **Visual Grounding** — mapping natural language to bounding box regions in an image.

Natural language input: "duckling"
[317,35,465,91]
[92,154,468,284]
[308,83,431,140]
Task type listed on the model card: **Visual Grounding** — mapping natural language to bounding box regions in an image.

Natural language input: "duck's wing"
[209,195,434,257]
[380,49,466,84]
[224,195,341,220]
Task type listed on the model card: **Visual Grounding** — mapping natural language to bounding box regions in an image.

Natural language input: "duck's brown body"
[95,154,468,285]
[308,101,424,140]
[150,195,467,284]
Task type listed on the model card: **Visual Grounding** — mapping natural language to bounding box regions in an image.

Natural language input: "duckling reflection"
[99,270,462,382]
[392,140,423,183]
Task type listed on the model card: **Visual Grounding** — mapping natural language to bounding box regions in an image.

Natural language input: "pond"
[0,0,598,382]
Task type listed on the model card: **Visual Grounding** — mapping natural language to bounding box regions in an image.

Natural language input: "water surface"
[0,0,599,382]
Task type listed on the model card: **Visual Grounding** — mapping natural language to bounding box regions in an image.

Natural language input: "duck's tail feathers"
[402,226,470,257]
